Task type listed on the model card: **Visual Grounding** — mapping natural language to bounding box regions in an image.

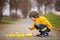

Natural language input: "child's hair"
[29,11,39,18]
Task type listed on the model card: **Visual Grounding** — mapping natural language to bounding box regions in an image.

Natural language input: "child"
[29,11,52,37]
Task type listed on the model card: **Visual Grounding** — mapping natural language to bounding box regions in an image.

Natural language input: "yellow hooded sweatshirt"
[30,16,53,31]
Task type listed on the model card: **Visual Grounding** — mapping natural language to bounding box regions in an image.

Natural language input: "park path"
[0,18,60,40]
[54,11,60,15]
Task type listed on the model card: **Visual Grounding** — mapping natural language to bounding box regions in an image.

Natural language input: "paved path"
[0,19,60,40]
[54,11,60,15]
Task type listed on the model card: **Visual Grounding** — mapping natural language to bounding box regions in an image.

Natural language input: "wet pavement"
[0,19,60,40]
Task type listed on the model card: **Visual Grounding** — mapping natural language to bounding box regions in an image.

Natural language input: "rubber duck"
[20,32,25,37]
[10,33,15,37]
[15,32,21,37]
[25,32,33,37]
[5,34,10,37]
[5,33,15,37]
[15,32,25,37]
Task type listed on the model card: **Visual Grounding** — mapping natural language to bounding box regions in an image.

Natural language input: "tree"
[10,0,19,18]
[0,0,6,23]
[55,0,60,11]
[10,0,31,18]
[18,0,31,18]
[37,0,54,13]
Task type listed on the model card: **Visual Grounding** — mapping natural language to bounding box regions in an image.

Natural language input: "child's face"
[31,17,35,21]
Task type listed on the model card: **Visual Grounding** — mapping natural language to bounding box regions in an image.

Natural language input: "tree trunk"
[23,10,28,18]
[45,6,46,14]
[0,6,2,23]
[10,0,11,18]
[44,5,46,14]
[16,8,17,19]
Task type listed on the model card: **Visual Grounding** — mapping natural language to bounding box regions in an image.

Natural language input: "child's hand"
[29,27,33,30]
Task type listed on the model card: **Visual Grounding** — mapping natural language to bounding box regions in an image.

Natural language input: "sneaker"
[36,34,42,37]
[36,34,49,37]
[44,33,49,36]
[42,33,49,37]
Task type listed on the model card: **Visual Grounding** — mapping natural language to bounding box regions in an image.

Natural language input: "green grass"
[1,17,20,24]
[43,12,60,28]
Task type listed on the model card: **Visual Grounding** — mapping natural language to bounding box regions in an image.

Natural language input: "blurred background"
[0,0,60,27]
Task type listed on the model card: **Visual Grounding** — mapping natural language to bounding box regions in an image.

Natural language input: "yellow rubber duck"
[25,32,33,37]
[10,33,15,37]
[5,33,15,37]
[15,32,21,37]
[5,34,10,37]
[15,32,25,37]
[20,32,25,37]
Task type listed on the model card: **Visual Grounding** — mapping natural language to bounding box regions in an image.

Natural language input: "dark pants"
[40,29,50,35]
[34,24,50,36]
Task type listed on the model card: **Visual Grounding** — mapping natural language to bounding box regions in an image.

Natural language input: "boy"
[29,11,52,37]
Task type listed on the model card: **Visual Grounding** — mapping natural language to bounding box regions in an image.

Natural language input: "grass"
[43,12,60,28]
[1,17,20,24]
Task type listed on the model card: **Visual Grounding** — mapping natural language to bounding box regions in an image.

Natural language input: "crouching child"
[29,11,53,37]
